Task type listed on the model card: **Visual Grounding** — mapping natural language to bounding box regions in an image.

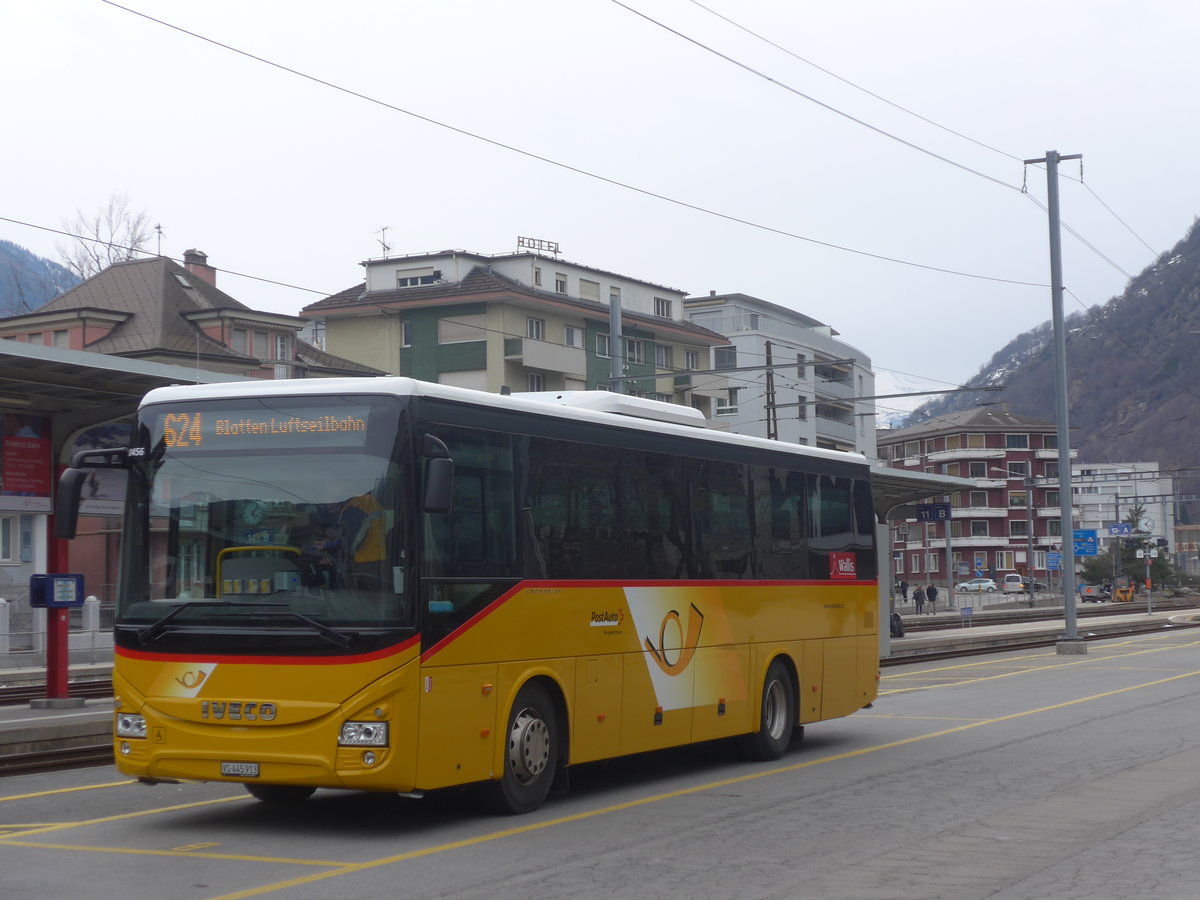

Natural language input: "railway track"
[0,679,113,707]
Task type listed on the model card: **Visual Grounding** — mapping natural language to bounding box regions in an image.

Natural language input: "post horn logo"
[175,670,208,690]
[644,603,704,676]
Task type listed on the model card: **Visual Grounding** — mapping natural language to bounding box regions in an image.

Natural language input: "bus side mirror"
[56,447,131,540]
[423,457,454,514]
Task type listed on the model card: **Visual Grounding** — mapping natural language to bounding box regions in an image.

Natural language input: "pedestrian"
[899,579,909,601]
[926,583,938,614]
[913,585,925,614]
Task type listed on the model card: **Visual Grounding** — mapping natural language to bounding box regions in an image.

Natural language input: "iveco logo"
[200,700,277,721]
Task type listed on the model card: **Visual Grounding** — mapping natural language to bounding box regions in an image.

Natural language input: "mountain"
[0,240,79,316]
[906,217,1200,473]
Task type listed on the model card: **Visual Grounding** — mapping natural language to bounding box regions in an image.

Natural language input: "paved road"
[2,629,1199,899]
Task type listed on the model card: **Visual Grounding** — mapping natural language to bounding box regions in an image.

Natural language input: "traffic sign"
[917,503,951,521]
[1073,529,1098,557]
[1047,551,1063,571]
[1107,523,1133,536]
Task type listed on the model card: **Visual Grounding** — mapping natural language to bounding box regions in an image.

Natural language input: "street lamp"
[993,466,1037,604]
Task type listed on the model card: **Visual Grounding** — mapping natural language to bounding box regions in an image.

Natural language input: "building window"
[685,349,699,370]
[401,321,412,347]
[1006,461,1029,478]
[52,330,69,348]
[27,332,42,345]
[1010,519,1029,536]
[231,328,247,354]
[564,325,582,348]
[397,268,441,288]
[1009,490,1028,508]
[1045,490,1059,507]
[625,339,645,365]
[714,346,736,369]
[527,373,545,392]
[253,332,269,358]
[533,267,542,287]
[1044,462,1059,478]
[579,279,600,302]
[654,393,673,403]
[926,554,940,573]
[654,297,672,318]
[716,388,739,416]
[527,318,545,341]
[903,441,920,459]
[996,551,1015,570]
[1006,434,1029,449]
[0,516,15,563]
[273,334,290,360]
[1043,434,1058,449]
[797,396,807,420]
[596,334,611,358]
[893,551,904,575]
[555,274,567,293]
[1048,519,1062,536]
[971,520,989,537]
[438,314,487,344]
[969,491,988,508]
[909,553,922,575]
[654,344,672,368]
[966,434,985,449]
[968,461,987,478]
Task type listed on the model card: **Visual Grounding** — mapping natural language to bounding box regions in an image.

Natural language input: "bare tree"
[58,192,152,279]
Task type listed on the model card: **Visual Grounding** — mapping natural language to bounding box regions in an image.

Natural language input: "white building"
[1072,461,1176,553]
[684,292,875,455]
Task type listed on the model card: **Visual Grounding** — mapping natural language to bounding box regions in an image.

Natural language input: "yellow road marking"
[0,839,349,867]
[205,667,1200,900]
[0,780,134,804]
[0,793,249,839]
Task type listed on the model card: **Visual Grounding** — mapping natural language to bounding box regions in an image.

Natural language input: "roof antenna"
[155,223,165,257]
[376,226,391,258]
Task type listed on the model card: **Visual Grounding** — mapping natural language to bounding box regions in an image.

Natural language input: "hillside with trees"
[0,240,78,316]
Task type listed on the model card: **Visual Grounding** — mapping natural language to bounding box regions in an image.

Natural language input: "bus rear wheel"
[487,682,559,814]
[740,659,795,761]
[244,784,316,805]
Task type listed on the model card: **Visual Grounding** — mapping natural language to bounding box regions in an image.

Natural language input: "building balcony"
[814,416,856,443]
[924,448,1007,463]
[1037,448,1077,460]
[954,506,1010,518]
[504,338,586,377]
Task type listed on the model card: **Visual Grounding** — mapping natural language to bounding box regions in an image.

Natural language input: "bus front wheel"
[740,659,795,761]
[487,682,560,814]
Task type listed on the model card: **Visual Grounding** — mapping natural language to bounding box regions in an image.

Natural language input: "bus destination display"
[152,406,371,452]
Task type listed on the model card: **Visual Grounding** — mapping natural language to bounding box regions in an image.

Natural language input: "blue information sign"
[1047,552,1063,571]
[1108,523,1133,536]
[1073,529,1098,557]
[917,503,952,522]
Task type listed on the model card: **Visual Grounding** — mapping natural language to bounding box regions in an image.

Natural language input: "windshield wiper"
[246,610,360,649]
[136,600,286,644]
[135,601,358,649]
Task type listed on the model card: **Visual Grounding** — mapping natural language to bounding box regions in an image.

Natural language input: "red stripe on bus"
[115,633,421,666]
[418,578,876,663]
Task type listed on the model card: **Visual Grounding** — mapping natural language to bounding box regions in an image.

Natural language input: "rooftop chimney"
[183,249,217,286]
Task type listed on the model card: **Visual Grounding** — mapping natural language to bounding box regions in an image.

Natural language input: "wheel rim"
[763,678,788,742]
[507,705,550,785]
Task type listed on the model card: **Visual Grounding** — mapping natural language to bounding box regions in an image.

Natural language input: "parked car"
[955,577,997,593]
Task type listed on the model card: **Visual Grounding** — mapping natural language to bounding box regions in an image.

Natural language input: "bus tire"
[740,659,795,761]
[487,682,559,814]
[244,784,316,805]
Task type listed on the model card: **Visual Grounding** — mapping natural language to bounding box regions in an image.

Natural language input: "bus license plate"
[221,762,259,778]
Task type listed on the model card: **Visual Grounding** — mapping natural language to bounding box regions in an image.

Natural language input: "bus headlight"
[116,713,147,739]
[339,721,389,747]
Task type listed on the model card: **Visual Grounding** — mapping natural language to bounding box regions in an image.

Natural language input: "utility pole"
[764,340,778,441]
[1025,149,1084,652]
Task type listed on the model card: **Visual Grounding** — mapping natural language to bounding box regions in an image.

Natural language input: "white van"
[1002,574,1025,593]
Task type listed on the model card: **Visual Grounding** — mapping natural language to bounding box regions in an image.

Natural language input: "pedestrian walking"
[913,585,925,614]
[899,579,909,601]
[926,583,938,614]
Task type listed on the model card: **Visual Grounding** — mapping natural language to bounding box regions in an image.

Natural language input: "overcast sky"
[3,0,1196,417]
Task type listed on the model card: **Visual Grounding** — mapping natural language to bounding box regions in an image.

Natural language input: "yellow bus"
[59,378,886,813]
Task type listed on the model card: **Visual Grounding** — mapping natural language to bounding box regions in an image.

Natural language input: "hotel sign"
[517,235,561,255]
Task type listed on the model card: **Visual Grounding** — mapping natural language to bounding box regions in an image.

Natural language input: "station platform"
[1,604,1198,770]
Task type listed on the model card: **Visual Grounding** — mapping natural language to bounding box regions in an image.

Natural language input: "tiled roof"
[302,266,729,344]
[879,407,1058,441]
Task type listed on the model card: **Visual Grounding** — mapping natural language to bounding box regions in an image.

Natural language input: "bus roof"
[140,376,871,469]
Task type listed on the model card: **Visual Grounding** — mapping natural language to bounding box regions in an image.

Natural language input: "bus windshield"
[116,395,411,653]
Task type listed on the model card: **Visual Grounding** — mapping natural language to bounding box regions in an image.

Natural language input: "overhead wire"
[94,0,1045,289]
